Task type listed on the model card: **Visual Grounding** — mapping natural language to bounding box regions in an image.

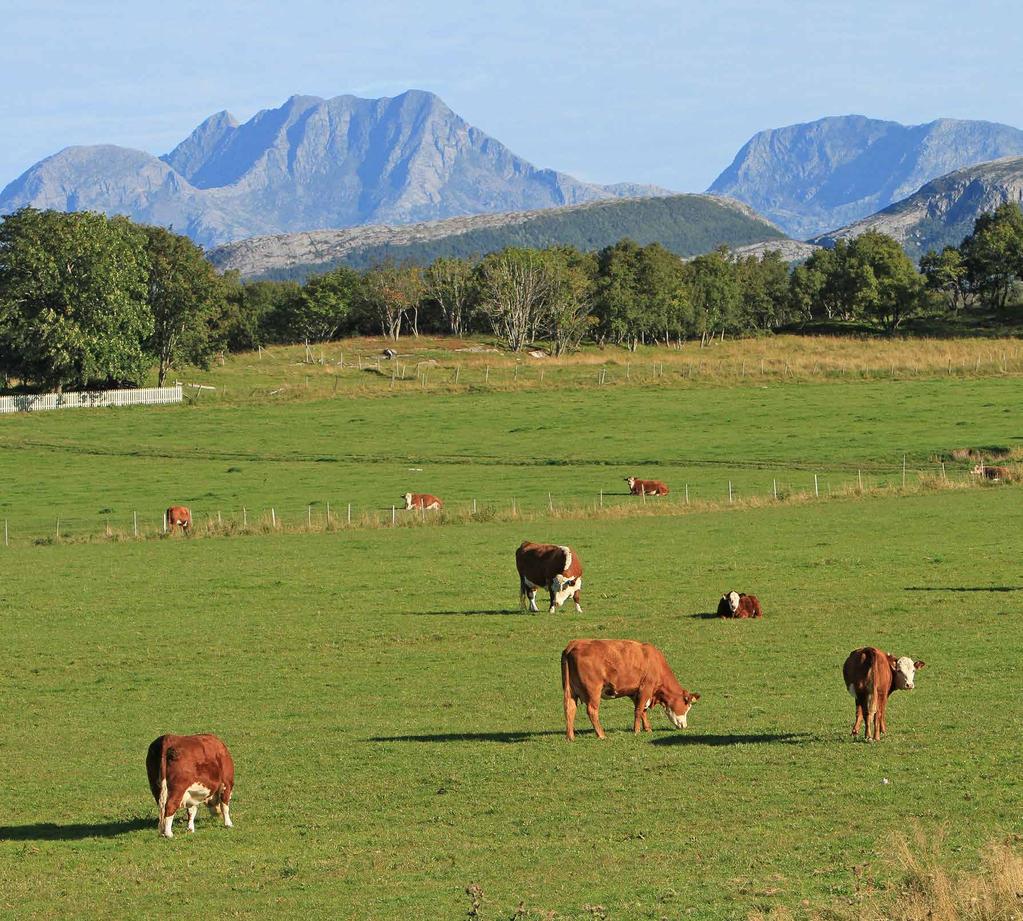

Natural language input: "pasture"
[1,488,1021,919]
[1,338,1022,918]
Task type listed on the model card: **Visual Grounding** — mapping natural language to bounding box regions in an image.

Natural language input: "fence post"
[548,492,554,512]
[472,498,477,515]
[307,505,312,528]
[271,508,277,528]
[243,507,247,526]
[685,484,689,505]
[512,498,517,516]
[485,366,490,384]
[391,506,396,526]
[326,502,331,524]
[599,490,603,508]
[773,479,777,500]
[218,511,222,526]
[4,519,7,547]
[902,455,907,488]
[728,481,733,503]
[56,517,60,541]
[858,469,863,492]
[133,510,138,537]
[348,503,352,524]
[814,474,819,497]
[941,462,946,481]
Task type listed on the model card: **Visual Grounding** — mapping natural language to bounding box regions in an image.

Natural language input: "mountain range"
[0,91,670,248]
[709,115,1023,239]
[208,193,786,280]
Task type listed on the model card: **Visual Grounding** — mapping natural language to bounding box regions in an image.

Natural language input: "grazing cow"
[625,476,669,496]
[843,647,925,742]
[716,590,763,619]
[516,541,583,613]
[561,639,700,740]
[971,463,1011,481]
[403,492,443,511]
[165,506,191,532]
[146,733,235,838]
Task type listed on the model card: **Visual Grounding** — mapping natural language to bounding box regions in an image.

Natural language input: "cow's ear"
[887,655,898,671]
[914,660,926,670]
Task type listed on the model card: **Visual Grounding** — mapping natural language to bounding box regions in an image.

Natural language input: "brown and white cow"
[165,506,191,532]
[971,463,1011,481]
[516,541,583,613]
[842,647,925,742]
[146,733,235,838]
[561,639,700,740]
[625,476,669,496]
[716,591,763,619]
[403,492,443,511]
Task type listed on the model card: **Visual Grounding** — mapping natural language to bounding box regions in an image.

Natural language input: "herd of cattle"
[151,476,928,838]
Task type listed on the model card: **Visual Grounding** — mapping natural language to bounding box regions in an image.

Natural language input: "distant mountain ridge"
[208,193,786,280]
[0,91,673,248]
[709,115,1023,239]
[810,155,1023,257]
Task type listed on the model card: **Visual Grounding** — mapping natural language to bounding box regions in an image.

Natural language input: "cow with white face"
[716,590,762,618]
[515,541,583,613]
[403,492,443,511]
[842,647,926,741]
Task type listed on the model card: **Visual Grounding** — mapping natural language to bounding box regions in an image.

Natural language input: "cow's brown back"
[146,733,234,797]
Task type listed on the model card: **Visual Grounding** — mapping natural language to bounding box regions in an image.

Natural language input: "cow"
[716,590,763,619]
[146,733,235,838]
[842,647,925,742]
[971,463,1011,481]
[561,639,700,741]
[624,476,669,496]
[516,541,583,613]
[403,492,443,511]
[165,506,191,533]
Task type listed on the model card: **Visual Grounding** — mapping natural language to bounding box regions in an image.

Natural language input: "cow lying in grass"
[843,647,925,741]
[717,591,762,618]
[625,476,669,496]
[971,464,1012,482]
[561,639,699,740]
[403,492,443,510]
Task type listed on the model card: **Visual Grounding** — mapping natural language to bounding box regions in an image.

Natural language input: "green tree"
[849,232,926,333]
[0,208,151,392]
[475,248,554,351]
[276,267,360,343]
[422,257,478,336]
[685,247,742,336]
[920,246,971,314]
[960,203,1023,308]
[360,262,425,340]
[143,226,228,385]
[544,247,596,356]
[734,250,792,329]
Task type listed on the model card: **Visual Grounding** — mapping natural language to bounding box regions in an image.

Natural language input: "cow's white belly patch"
[180,783,212,808]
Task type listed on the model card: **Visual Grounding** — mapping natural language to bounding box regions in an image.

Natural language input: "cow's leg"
[186,804,199,833]
[564,693,577,741]
[865,696,879,742]
[632,696,645,733]
[573,589,582,614]
[585,699,606,740]
[221,789,233,828]
[878,696,888,738]
[852,697,865,739]
[160,788,184,838]
[526,587,539,613]
[548,587,558,614]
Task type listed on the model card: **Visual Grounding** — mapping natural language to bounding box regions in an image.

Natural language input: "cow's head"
[892,656,925,690]
[402,493,414,510]
[662,690,700,729]
[624,476,636,488]
[726,591,740,614]
[550,574,579,609]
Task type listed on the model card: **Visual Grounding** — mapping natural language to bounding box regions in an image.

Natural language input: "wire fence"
[0,461,998,548]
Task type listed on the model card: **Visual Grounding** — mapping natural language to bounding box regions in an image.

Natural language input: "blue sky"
[1,0,1020,192]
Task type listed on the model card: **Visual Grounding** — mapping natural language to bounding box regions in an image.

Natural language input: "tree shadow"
[0,817,151,841]
[651,731,813,747]
[370,730,570,743]
[904,586,1023,593]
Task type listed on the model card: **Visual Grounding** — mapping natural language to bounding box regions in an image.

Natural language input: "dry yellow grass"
[750,832,1023,921]
[178,334,1023,405]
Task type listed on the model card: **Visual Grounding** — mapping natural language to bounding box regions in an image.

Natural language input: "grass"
[1,487,1021,919]
[2,338,1023,542]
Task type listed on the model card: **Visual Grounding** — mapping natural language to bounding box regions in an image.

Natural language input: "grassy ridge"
[1,489,1020,919]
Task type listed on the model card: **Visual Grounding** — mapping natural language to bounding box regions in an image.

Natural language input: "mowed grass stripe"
[1,488,1020,919]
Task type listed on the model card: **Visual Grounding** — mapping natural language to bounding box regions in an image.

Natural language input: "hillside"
[709,115,1023,239]
[0,91,671,248]
[207,193,787,279]
[810,155,1023,257]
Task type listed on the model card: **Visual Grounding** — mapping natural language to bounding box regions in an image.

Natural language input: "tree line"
[1,204,1022,391]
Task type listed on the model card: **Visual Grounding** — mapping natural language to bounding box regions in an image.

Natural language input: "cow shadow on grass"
[0,817,151,841]
[651,731,813,747]
[684,611,722,620]
[411,609,525,617]
[904,586,1023,593]
[370,730,569,743]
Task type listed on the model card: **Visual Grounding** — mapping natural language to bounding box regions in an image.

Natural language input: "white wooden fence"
[0,385,182,414]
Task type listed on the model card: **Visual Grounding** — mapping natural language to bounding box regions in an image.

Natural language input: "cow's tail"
[561,648,573,701]
[157,740,169,822]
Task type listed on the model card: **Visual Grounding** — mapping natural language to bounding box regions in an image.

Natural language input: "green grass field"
[1,340,1022,919]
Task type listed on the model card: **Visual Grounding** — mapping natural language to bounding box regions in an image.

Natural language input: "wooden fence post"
[133,510,138,537]
[728,481,733,503]
[773,479,777,500]
[326,502,331,524]
[391,506,396,526]
[271,508,277,528]
[902,455,907,488]
[4,519,7,547]
[56,517,60,541]
[858,470,863,491]
[814,474,819,497]
[307,505,312,527]
[243,507,248,526]
[599,490,603,508]
[348,503,352,524]
[685,484,689,505]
